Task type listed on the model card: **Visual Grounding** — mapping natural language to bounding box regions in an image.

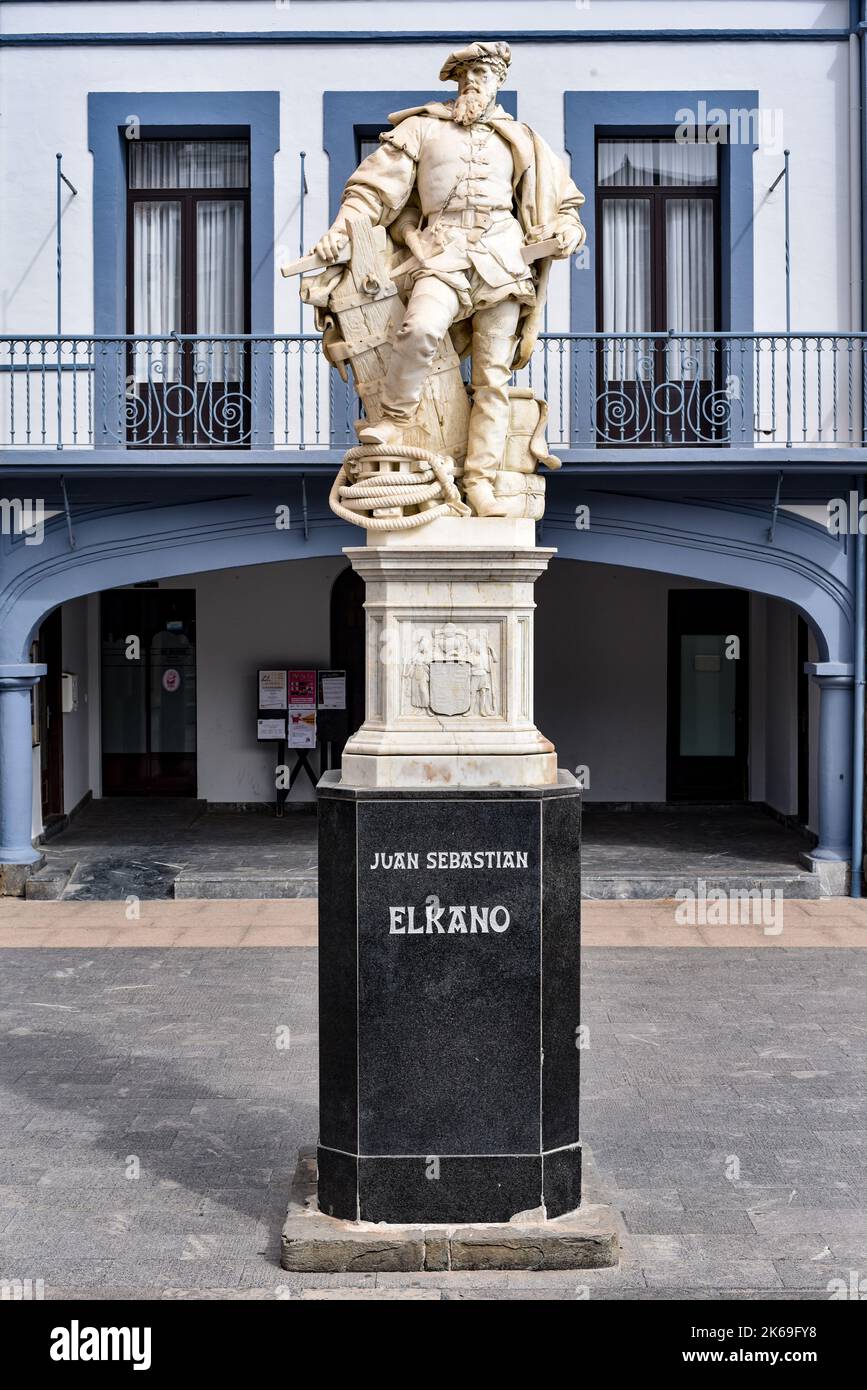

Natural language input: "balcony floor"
[28,797,822,901]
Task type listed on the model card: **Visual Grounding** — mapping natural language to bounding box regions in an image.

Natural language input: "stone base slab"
[0,856,45,898]
[799,852,850,896]
[339,749,557,788]
[280,1152,619,1273]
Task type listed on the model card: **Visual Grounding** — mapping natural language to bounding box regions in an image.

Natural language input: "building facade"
[0,0,865,893]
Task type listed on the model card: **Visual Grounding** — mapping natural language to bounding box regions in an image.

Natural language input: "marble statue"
[278,48,598,1253]
[283,40,585,528]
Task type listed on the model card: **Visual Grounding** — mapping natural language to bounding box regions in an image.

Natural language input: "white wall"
[762,595,800,816]
[752,594,820,828]
[2,2,845,38]
[156,556,344,803]
[0,1,853,337]
[536,560,716,801]
[60,594,90,814]
[62,554,811,810]
[536,561,808,807]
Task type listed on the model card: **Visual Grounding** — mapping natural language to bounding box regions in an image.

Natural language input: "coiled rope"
[329,443,470,531]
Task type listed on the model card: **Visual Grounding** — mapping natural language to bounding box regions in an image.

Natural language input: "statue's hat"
[439,41,511,84]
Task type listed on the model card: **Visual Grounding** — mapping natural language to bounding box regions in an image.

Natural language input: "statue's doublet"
[380,113,535,310]
[384,114,517,217]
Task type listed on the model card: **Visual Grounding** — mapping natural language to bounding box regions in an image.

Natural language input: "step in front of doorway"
[173,869,823,902]
[582,872,823,901]
[173,870,318,900]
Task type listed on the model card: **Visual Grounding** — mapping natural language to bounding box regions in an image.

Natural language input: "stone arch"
[0,491,356,664]
[0,482,856,872]
[544,488,854,665]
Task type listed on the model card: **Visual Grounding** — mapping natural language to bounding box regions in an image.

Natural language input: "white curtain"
[598,140,657,187]
[602,198,650,380]
[666,199,715,378]
[132,201,180,382]
[598,140,716,188]
[129,140,248,189]
[196,200,245,381]
[657,142,717,186]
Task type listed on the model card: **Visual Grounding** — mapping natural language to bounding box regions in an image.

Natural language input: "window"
[356,133,381,164]
[126,138,250,446]
[596,137,721,443]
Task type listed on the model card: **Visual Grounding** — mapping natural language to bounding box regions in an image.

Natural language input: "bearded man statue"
[311,40,586,516]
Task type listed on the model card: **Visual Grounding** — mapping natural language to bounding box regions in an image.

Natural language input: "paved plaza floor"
[1,898,866,1300]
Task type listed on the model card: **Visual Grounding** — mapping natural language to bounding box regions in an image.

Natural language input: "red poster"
[288,668,316,707]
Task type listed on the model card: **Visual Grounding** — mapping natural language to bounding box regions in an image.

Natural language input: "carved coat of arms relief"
[403,623,499,718]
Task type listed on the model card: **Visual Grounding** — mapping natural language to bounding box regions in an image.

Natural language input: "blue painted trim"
[9,452,867,477]
[321,89,517,443]
[87,91,279,444]
[88,91,279,337]
[565,89,757,335]
[0,31,853,47]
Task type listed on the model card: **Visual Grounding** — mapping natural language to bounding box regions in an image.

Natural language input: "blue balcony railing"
[1,332,865,454]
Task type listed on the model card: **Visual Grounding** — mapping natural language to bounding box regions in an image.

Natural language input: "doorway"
[667,589,749,800]
[101,589,197,795]
[31,607,64,823]
[330,565,366,759]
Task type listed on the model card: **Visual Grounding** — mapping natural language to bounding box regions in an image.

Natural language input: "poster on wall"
[288,669,317,707]
[257,717,287,742]
[288,708,317,748]
[318,669,346,710]
[258,669,288,710]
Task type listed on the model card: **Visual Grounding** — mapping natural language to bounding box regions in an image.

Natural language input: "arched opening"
[0,483,854,895]
[535,557,823,895]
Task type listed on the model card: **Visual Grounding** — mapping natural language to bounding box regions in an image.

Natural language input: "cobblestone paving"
[1,947,866,1300]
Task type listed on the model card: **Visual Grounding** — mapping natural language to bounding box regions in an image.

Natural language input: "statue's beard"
[453,87,491,126]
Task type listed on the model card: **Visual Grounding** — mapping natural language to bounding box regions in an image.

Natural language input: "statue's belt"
[391,234,558,282]
[433,208,512,230]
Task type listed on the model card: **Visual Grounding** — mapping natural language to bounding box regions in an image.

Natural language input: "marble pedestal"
[339,517,557,788]
[315,770,582,1225]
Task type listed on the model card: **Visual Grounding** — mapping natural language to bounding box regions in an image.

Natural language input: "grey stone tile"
[1,945,865,1299]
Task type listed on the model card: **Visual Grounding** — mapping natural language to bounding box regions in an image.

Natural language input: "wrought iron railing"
[1,332,865,453]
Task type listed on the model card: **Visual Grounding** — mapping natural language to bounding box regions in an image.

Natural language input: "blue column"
[0,663,47,865]
[806,663,855,862]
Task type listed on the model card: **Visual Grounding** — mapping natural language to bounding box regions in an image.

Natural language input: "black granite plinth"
[316,770,582,1225]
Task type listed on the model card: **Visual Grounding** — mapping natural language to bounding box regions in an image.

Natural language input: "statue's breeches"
[381,276,522,485]
[381,277,460,423]
[465,298,521,485]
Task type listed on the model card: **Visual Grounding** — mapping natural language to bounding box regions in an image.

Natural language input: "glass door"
[101,590,197,795]
[667,589,749,800]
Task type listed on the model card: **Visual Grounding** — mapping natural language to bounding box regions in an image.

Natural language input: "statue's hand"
[534,217,585,259]
[311,228,349,264]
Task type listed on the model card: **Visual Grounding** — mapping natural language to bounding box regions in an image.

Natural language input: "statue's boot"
[357,416,414,448]
[463,476,511,517]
